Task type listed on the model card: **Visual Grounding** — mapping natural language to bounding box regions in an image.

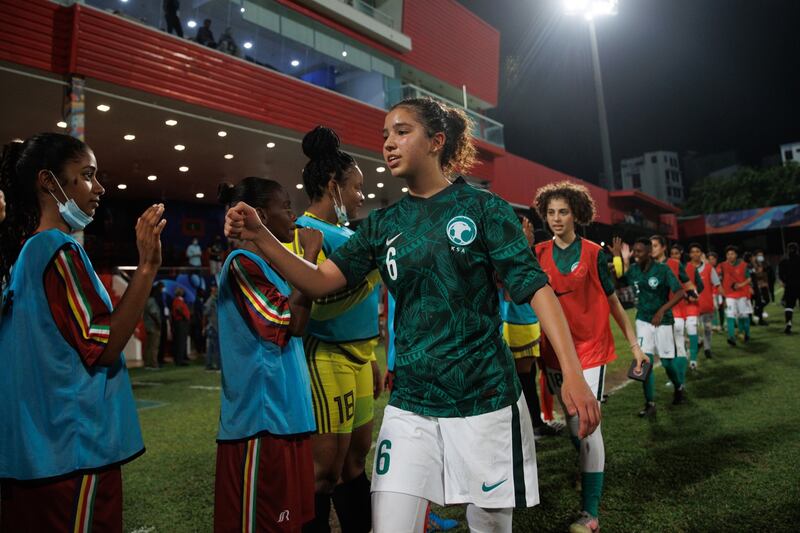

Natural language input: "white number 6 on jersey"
[386,247,398,280]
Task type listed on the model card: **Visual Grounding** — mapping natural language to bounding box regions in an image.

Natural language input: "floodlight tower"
[564,0,618,190]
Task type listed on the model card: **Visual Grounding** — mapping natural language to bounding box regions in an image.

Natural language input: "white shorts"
[371,394,539,509]
[543,365,606,401]
[726,297,752,318]
[636,319,676,359]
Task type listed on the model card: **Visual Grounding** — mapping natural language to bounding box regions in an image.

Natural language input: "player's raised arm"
[225,201,346,299]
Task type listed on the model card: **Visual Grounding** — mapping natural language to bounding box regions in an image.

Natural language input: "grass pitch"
[123,301,800,532]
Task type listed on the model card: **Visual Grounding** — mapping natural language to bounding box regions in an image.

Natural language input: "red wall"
[491,153,612,225]
[0,0,71,74]
[277,0,500,106]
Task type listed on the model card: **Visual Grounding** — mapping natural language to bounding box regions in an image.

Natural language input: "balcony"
[388,84,505,147]
[336,0,397,30]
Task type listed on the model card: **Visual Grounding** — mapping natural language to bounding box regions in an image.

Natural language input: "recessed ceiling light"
[57,121,67,129]
[96,104,110,112]
[117,183,127,190]
[165,119,178,126]
[11,138,22,143]
[290,60,300,67]
[217,130,227,137]
[123,134,136,141]
[296,183,304,189]
[240,6,245,12]
[377,182,384,188]
[179,166,189,172]
[224,153,234,159]
[376,166,386,173]
[243,41,253,49]
[402,187,409,193]
[195,192,205,199]
[266,142,276,149]
[174,144,185,151]
[367,193,376,199]
[147,175,157,181]
[342,50,348,57]
[187,19,197,28]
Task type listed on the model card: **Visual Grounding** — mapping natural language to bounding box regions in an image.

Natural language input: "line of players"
[1,96,797,533]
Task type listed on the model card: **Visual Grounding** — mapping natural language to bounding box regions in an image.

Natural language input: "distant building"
[619,150,683,206]
[781,142,800,164]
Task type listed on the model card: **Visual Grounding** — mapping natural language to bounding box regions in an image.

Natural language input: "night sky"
[458,0,800,184]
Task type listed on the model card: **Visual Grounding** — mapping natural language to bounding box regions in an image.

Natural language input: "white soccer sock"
[371,491,428,533]
[674,318,687,358]
[465,505,513,533]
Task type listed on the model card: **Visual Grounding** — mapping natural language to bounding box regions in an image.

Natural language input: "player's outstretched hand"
[225,201,265,241]
[136,203,166,271]
[560,372,601,438]
[611,236,622,257]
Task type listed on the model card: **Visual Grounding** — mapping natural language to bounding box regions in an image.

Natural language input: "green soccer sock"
[644,353,655,402]
[689,334,699,362]
[581,472,604,517]
[739,317,750,336]
[662,358,683,388]
[674,357,687,384]
[727,317,736,339]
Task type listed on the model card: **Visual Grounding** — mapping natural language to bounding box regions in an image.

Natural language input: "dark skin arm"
[651,288,685,327]
[287,227,322,337]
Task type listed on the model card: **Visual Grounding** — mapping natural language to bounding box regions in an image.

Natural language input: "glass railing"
[83,0,400,110]
[388,84,505,147]
[336,0,396,30]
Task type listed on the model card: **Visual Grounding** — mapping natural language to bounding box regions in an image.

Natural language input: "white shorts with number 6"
[636,319,676,359]
[371,394,539,509]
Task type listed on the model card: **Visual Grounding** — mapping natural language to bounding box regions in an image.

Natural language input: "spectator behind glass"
[186,237,202,267]
[163,0,183,38]
[217,27,239,57]
[195,18,216,48]
[171,287,190,366]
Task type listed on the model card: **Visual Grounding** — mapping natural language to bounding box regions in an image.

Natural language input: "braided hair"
[301,126,357,202]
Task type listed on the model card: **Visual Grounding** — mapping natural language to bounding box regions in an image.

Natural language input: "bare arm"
[226,202,347,299]
[531,286,601,438]
[286,228,323,336]
[97,205,166,366]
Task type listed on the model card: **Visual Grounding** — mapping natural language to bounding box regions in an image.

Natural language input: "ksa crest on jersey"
[648,276,659,288]
[447,216,477,247]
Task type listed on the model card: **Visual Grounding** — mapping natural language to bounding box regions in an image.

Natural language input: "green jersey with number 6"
[329,177,548,417]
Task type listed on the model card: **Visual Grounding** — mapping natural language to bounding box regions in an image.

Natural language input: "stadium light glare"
[564,0,617,19]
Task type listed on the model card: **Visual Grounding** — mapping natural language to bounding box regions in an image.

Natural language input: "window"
[651,155,657,163]
[632,174,641,188]
[671,157,677,167]
[665,170,671,183]
[664,155,668,163]
[786,150,794,161]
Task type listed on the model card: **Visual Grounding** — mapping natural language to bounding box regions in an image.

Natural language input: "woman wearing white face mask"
[0,133,166,531]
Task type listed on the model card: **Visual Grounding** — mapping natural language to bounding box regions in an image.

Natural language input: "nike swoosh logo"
[481,479,507,492]
[553,290,574,297]
[386,233,403,246]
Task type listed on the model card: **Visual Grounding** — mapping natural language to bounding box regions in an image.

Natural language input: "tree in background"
[683,162,800,215]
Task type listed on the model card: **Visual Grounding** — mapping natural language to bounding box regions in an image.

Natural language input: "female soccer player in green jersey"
[225,97,600,533]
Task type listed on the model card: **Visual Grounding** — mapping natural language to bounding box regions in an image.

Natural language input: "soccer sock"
[726,317,736,339]
[567,414,581,451]
[644,354,655,402]
[689,334,699,362]
[332,471,371,533]
[687,316,699,362]
[581,472,604,517]
[786,309,793,326]
[662,358,683,388]
[739,317,751,336]
[518,370,544,427]
[675,357,687,384]
[303,492,332,533]
[702,314,713,348]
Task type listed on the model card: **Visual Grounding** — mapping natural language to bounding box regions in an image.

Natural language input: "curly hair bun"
[302,125,342,162]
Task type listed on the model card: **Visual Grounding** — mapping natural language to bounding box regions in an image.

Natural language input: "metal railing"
[337,0,397,29]
[388,84,505,147]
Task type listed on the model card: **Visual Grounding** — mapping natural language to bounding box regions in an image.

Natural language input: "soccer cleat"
[705,349,712,359]
[743,334,750,343]
[427,512,458,532]
[569,511,600,533]
[673,385,686,405]
[786,324,793,335]
[689,361,697,371]
[533,422,563,439]
[727,337,736,347]
[638,402,656,417]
